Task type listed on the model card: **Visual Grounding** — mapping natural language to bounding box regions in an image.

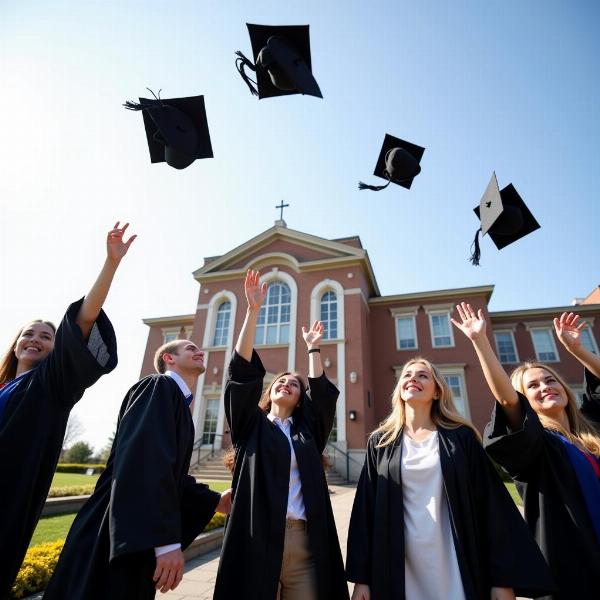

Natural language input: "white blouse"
[402,431,466,600]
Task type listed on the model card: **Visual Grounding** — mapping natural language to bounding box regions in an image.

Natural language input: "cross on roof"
[275,200,289,221]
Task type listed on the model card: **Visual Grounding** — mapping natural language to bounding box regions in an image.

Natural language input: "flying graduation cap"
[358,134,425,191]
[469,172,540,265]
[124,90,213,170]
[235,24,322,99]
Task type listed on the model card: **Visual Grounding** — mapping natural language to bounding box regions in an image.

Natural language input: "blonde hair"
[374,357,480,448]
[153,340,185,374]
[511,362,600,457]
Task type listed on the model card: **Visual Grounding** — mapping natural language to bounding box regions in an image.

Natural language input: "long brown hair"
[224,371,307,473]
[0,320,56,385]
[373,357,480,448]
[511,362,600,457]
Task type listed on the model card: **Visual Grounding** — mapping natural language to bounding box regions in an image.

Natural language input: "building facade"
[140,222,600,476]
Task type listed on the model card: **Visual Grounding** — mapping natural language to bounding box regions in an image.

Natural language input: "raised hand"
[244,269,267,311]
[302,321,325,349]
[451,302,486,341]
[106,221,136,262]
[554,312,586,353]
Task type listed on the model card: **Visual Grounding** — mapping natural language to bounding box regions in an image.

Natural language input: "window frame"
[438,366,470,419]
[320,290,339,341]
[529,327,560,362]
[493,329,519,364]
[428,310,455,348]
[395,314,418,350]
[254,281,292,346]
[212,301,232,347]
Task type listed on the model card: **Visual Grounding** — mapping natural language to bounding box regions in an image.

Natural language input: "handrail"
[192,433,225,467]
[326,440,362,483]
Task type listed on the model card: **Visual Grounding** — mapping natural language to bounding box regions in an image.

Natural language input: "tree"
[99,429,116,463]
[62,413,84,453]
[64,441,94,464]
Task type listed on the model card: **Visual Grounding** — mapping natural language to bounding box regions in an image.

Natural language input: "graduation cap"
[358,134,425,191]
[123,89,213,170]
[235,24,322,99]
[469,172,540,265]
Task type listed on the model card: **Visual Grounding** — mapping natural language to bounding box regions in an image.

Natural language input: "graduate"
[0,222,134,599]
[346,356,554,600]
[213,270,348,600]
[452,303,600,599]
[43,338,232,600]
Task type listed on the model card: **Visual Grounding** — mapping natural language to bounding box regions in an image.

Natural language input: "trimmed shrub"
[204,512,226,532]
[10,540,63,599]
[55,463,106,474]
[47,485,95,498]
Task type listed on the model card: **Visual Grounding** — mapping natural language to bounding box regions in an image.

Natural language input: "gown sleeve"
[581,368,600,427]
[224,350,266,445]
[179,476,221,549]
[303,373,339,453]
[345,435,378,585]
[466,431,556,597]
[38,297,118,408]
[109,377,184,559]
[483,393,546,480]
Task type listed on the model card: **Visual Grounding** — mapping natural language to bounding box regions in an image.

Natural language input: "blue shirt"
[0,371,32,425]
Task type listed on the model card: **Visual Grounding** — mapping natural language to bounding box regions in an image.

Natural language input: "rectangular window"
[395,316,417,350]
[163,331,178,343]
[429,312,454,348]
[441,372,469,418]
[494,331,518,363]
[581,327,599,355]
[201,398,219,445]
[530,328,558,361]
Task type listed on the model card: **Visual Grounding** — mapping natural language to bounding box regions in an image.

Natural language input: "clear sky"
[1,0,599,451]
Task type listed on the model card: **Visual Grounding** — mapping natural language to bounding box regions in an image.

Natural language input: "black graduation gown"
[484,369,600,600]
[213,350,349,600]
[0,298,117,600]
[43,374,220,600]
[346,426,555,600]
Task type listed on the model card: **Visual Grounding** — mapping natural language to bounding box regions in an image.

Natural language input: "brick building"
[140,221,600,477]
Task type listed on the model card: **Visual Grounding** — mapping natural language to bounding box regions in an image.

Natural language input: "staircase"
[190,450,232,482]
[325,467,349,486]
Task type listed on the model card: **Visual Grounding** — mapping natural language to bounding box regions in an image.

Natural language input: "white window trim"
[529,327,560,363]
[438,366,470,419]
[161,327,180,343]
[202,291,238,350]
[198,393,221,448]
[493,329,520,364]
[211,301,233,347]
[260,269,298,373]
[394,314,418,351]
[427,310,455,348]
[310,278,346,442]
[581,320,599,355]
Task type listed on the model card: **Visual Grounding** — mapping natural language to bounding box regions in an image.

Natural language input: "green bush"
[204,512,226,532]
[10,540,63,599]
[55,463,106,474]
[47,485,95,498]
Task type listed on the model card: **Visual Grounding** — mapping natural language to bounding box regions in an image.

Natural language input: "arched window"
[213,301,231,346]
[320,291,338,340]
[255,282,291,345]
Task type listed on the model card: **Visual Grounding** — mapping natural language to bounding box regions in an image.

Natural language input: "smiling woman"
[0,222,135,598]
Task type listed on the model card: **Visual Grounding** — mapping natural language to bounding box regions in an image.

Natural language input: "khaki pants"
[277,519,317,600]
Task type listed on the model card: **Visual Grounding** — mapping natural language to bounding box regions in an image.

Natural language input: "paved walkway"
[164,484,357,600]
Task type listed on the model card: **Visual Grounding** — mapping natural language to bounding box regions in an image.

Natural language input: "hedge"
[47,485,96,498]
[55,463,106,474]
[11,512,227,598]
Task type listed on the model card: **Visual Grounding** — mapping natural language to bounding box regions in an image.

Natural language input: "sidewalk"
[164,484,357,600]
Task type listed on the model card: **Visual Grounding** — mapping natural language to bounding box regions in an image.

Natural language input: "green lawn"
[51,472,100,488]
[32,480,232,547]
[504,481,523,506]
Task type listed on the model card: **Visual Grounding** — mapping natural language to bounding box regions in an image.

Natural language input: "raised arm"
[451,302,522,429]
[553,312,600,379]
[75,222,136,340]
[235,270,267,361]
[302,320,325,377]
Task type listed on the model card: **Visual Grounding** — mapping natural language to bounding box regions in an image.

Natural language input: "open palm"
[244,269,267,310]
[451,302,486,340]
[554,312,586,352]
[302,321,325,348]
[107,221,136,261]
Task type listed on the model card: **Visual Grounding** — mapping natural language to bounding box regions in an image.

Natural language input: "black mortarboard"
[469,172,540,265]
[358,134,425,191]
[124,90,213,170]
[235,24,322,99]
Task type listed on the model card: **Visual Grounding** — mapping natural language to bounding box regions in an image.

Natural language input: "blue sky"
[1,0,598,449]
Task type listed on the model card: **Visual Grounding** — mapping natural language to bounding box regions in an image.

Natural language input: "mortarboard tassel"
[235,51,259,96]
[358,172,392,191]
[123,89,163,111]
[469,228,482,266]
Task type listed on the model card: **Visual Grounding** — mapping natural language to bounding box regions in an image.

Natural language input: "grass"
[33,480,232,547]
[504,481,523,506]
[51,472,100,488]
